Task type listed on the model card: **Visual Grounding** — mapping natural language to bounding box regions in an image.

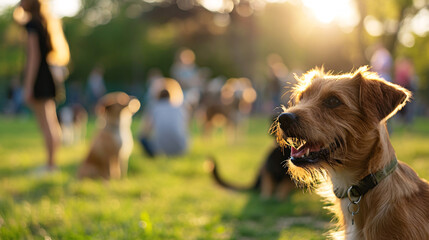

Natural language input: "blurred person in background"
[370,43,393,82]
[145,68,165,106]
[86,65,106,113]
[14,0,70,173]
[5,76,24,115]
[394,57,417,125]
[138,81,189,157]
[171,48,202,111]
[266,53,288,112]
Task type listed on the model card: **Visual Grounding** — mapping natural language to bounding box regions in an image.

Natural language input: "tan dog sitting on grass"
[78,92,140,180]
[273,67,429,239]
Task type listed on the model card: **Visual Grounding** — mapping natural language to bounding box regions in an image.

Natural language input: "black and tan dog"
[78,92,140,180]
[207,145,295,200]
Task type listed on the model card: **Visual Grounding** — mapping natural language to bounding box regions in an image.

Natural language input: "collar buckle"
[347,186,362,203]
[347,186,361,225]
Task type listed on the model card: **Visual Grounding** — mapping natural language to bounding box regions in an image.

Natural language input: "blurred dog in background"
[199,77,257,140]
[207,144,295,200]
[78,92,140,180]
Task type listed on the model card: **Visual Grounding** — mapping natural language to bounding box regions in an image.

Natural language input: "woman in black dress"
[15,0,70,172]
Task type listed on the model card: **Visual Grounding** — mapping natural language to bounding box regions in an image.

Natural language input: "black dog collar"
[334,156,398,199]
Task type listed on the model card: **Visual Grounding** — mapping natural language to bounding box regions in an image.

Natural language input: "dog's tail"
[205,156,260,192]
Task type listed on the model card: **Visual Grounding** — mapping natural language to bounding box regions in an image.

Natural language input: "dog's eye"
[324,96,342,108]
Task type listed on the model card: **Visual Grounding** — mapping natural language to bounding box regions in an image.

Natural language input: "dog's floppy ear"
[128,97,141,114]
[95,93,114,116]
[354,70,411,122]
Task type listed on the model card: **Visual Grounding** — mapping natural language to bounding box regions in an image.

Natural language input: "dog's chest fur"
[118,122,133,159]
[330,169,356,197]
[321,170,363,239]
[340,198,361,240]
[106,114,133,159]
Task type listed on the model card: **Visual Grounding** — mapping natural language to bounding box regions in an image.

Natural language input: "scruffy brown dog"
[78,92,140,180]
[274,67,429,239]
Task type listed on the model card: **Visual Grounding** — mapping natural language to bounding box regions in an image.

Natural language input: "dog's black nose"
[278,112,298,130]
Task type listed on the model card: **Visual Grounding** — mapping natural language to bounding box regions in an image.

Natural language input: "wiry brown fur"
[274,66,429,239]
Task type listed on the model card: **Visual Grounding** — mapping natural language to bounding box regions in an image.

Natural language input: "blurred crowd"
[4,44,422,131]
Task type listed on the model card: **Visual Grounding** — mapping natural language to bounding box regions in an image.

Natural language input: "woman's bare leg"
[32,99,62,169]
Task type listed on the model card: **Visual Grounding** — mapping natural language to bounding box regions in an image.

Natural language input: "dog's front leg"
[120,157,128,178]
[260,168,274,199]
[109,155,121,179]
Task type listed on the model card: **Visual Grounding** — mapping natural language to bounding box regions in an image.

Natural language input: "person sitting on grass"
[139,89,189,157]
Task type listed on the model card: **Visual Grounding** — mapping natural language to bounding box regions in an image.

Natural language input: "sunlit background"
[1,0,429,112]
[0,0,81,17]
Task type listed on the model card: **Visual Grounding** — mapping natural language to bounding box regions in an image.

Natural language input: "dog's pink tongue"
[291,146,306,158]
[291,145,321,158]
[291,147,300,157]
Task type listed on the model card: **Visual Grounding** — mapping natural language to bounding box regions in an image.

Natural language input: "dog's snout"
[278,112,298,130]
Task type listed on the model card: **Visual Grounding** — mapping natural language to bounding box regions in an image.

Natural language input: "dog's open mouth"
[289,140,331,167]
[277,128,340,167]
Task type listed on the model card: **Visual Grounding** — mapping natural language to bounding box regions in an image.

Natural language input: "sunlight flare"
[302,0,359,29]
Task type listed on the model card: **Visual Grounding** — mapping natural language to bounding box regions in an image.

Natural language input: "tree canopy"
[1,0,428,103]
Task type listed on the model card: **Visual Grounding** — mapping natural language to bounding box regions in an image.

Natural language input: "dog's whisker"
[283,137,307,149]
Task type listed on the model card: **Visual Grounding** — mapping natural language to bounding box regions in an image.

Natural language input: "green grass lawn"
[0,115,428,240]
